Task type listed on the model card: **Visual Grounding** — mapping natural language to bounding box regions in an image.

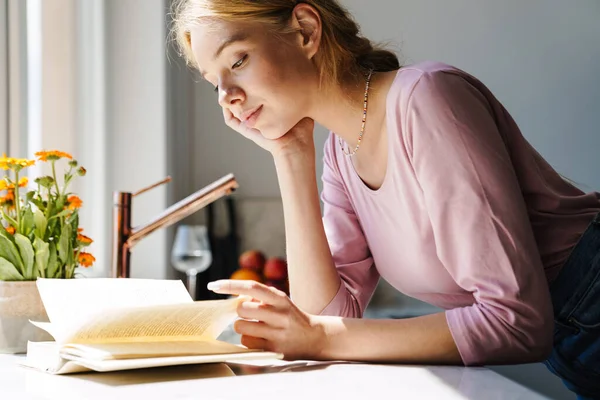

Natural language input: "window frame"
[0,0,7,152]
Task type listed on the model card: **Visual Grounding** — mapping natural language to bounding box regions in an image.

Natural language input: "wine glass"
[171,225,213,300]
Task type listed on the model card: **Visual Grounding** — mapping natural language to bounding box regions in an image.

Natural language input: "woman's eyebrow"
[214,32,249,59]
[199,32,249,79]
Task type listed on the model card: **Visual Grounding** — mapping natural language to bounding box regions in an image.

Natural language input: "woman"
[171,0,600,397]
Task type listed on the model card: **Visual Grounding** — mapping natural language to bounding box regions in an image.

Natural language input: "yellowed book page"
[62,340,253,361]
[64,297,244,344]
[35,278,193,329]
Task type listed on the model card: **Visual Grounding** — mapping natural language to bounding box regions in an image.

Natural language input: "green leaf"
[55,196,65,212]
[22,207,35,235]
[0,257,24,281]
[33,237,49,279]
[48,208,72,221]
[33,208,48,239]
[58,223,72,264]
[0,224,14,242]
[0,230,24,274]
[47,241,60,278]
[64,173,73,188]
[1,209,18,228]
[30,198,45,212]
[14,233,35,279]
[46,218,58,240]
[66,210,79,226]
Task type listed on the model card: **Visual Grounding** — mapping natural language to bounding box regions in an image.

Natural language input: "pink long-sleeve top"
[319,61,600,366]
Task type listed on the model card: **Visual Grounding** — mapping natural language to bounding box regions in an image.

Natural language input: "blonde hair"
[170,0,400,88]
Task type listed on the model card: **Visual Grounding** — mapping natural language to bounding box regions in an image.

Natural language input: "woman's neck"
[309,71,397,149]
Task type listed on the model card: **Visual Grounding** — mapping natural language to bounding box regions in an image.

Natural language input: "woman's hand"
[223,108,315,158]
[208,279,329,360]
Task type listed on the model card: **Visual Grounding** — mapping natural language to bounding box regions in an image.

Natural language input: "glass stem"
[186,270,198,301]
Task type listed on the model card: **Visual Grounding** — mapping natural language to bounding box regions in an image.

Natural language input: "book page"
[62,340,254,361]
[63,297,244,344]
[19,341,92,374]
[36,278,193,329]
[60,350,282,373]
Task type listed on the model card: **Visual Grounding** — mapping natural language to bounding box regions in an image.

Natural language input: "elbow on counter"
[496,314,555,365]
[450,303,555,366]
[510,301,555,364]
[518,322,554,363]
[461,322,554,366]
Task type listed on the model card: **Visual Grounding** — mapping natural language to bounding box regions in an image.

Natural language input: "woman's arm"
[317,312,462,364]
[274,127,381,317]
[273,148,341,314]
[207,280,463,364]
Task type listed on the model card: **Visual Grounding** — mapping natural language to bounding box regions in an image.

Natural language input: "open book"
[20,278,282,374]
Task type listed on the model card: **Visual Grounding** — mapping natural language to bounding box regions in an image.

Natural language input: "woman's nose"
[218,85,245,108]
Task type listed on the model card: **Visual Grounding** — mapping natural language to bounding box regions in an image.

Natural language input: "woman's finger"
[222,107,241,130]
[222,107,264,143]
[208,279,288,306]
[240,335,271,352]
[236,300,287,327]
[233,319,277,340]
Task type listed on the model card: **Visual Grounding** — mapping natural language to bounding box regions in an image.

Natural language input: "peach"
[263,257,288,281]
[230,268,262,282]
[238,250,266,273]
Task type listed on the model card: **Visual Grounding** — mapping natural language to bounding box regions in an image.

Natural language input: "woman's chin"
[260,127,288,140]
[262,120,304,140]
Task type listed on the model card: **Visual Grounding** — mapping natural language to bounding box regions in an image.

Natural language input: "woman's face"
[190,20,318,139]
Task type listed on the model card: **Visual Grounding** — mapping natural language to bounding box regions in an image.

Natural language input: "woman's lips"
[244,105,263,129]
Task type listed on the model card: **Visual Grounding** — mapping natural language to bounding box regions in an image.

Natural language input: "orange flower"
[5,226,15,235]
[0,178,27,191]
[77,227,84,233]
[0,154,35,170]
[77,233,93,245]
[35,150,73,162]
[0,190,15,207]
[1,190,14,200]
[66,195,83,210]
[78,252,96,268]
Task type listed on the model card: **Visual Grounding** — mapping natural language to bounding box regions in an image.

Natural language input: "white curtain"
[0,0,7,153]
[2,0,110,278]
[3,0,172,279]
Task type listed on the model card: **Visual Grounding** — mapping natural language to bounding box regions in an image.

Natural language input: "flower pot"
[0,281,53,354]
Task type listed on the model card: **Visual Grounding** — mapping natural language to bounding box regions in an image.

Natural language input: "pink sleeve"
[317,136,380,318]
[405,71,553,365]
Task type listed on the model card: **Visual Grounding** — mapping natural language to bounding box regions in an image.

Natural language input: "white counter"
[0,354,549,400]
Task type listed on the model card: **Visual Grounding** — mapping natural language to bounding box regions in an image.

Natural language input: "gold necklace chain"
[339,69,374,156]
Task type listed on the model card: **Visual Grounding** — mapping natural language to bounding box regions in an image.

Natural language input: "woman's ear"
[290,3,322,60]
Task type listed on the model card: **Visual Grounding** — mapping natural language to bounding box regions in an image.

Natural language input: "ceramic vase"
[0,281,53,354]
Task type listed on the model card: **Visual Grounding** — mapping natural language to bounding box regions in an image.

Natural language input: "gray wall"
[181,1,600,398]
[105,0,169,279]
[0,0,6,151]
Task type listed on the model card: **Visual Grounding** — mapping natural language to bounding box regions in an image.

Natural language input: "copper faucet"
[111,173,239,278]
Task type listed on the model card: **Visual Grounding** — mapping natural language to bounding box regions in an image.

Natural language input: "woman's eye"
[232,55,247,69]
[211,55,246,93]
